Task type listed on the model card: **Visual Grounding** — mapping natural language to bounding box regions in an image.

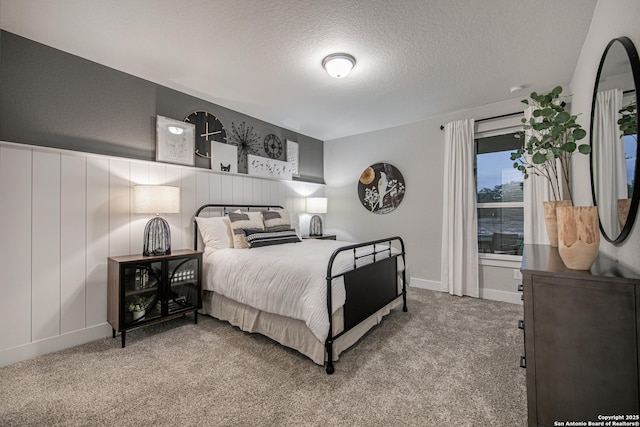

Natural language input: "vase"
[617,198,631,229]
[132,309,145,321]
[543,200,572,247]
[556,206,599,270]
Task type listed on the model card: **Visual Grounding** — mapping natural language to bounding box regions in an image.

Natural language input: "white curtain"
[441,119,478,297]
[593,89,626,237]
[523,106,552,245]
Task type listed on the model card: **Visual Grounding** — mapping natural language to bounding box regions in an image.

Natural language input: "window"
[476,132,524,256]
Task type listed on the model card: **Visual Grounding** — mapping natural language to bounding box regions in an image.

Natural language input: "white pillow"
[195,216,233,251]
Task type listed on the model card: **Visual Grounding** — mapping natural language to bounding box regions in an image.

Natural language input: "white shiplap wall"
[0,141,323,366]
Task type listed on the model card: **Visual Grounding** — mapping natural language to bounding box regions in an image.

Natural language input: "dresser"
[520,244,640,427]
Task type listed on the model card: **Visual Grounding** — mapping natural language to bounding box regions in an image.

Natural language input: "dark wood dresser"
[520,244,640,427]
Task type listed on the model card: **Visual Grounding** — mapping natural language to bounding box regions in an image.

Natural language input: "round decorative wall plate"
[358,163,405,214]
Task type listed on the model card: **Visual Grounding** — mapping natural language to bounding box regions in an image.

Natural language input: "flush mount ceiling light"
[322,53,356,78]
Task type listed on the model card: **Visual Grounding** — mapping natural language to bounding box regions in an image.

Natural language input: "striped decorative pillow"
[228,211,265,249]
[261,209,292,232]
[244,229,301,248]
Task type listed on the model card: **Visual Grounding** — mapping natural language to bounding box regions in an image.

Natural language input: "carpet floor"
[0,288,527,426]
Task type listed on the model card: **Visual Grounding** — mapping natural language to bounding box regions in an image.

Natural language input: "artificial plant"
[128,295,155,312]
[618,101,637,141]
[511,86,590,203]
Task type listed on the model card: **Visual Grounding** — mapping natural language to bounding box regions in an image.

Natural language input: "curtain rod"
[439,111,522,131]
[439,101,568,131]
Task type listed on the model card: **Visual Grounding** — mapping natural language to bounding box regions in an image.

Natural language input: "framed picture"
[247,154,293,180]
[211,142,237,173]
[286,140,299,177]
[156,115,195,166]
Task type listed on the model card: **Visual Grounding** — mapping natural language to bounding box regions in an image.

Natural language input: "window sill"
[479,253,522,268]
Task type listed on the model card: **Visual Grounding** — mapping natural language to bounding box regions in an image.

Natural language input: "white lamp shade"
[322,54,355,78]
[307,197,328,214]
[134,186,180,214]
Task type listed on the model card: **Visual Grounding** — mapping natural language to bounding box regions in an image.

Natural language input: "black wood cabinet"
[108,249,202,347]
[520,244,640,427]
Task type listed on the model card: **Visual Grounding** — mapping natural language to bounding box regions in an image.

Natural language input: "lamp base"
[143,216,171,256]
[309,215,323,237]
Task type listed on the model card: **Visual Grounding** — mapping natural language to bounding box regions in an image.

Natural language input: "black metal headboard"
[193,203,284,250]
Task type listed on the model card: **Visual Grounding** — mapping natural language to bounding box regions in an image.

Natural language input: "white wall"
[324,97,531,298]
[325,0,640,296]
[570,0,640,272]
[0,141,322,367]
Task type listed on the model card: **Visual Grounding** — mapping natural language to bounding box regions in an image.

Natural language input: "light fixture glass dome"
[322,53,356,78]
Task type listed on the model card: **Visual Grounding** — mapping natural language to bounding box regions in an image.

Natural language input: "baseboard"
[409,277,443,292]
[480,288,523,305]
[0,323,112,368]
[410,277,522,305]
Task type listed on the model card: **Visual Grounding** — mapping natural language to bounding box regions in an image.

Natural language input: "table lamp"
[307,197,327,236]
[134,185,180,256]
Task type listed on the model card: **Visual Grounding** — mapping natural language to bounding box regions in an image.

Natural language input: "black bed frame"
[194,204,408,374]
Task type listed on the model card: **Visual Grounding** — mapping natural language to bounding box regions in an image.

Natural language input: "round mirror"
[590,37,640,244]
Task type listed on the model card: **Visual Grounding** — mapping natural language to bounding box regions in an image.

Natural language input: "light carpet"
[0,288,527,426]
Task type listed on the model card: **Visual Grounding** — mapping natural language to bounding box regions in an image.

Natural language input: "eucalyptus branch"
[560,151,573,202]
[514,155,559,200]
[510,86,590,204]
[618,101,637,140]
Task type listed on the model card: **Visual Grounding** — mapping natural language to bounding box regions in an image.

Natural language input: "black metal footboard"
[324,236,407,374]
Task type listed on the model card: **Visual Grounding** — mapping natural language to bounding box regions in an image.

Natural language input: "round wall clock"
[264,134,283,159]
[358,163,406,214]
[184,111,227,159]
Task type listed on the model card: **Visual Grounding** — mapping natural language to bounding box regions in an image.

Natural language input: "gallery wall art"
[358,162,405,214]
[286,140,300,177]
[228,121,261,173]
[247,154,293,180]
[211,142,238,173]
[156,115,195,166]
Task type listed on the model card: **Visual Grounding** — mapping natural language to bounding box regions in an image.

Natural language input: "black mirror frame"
[590,36,640,245]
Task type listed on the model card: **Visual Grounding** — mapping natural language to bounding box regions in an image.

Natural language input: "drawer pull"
[518,319,525,330]
[517,284,523,292]
[519,356,526,369]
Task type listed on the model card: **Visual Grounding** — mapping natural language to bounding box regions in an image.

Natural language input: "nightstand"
[107,249,202,347]
[302,234,337,240]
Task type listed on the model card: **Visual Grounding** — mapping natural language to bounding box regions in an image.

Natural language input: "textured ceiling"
[0,0,598,141]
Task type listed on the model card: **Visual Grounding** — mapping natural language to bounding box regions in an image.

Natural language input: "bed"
[193,204,407,374]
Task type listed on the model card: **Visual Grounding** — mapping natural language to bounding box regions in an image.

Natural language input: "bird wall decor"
[358,163,405,214]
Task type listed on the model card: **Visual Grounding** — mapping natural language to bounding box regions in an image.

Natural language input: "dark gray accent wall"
[0,30,324,183]
[156,86,324,181]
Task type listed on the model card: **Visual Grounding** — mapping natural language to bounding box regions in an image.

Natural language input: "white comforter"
[203,239,399,341]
